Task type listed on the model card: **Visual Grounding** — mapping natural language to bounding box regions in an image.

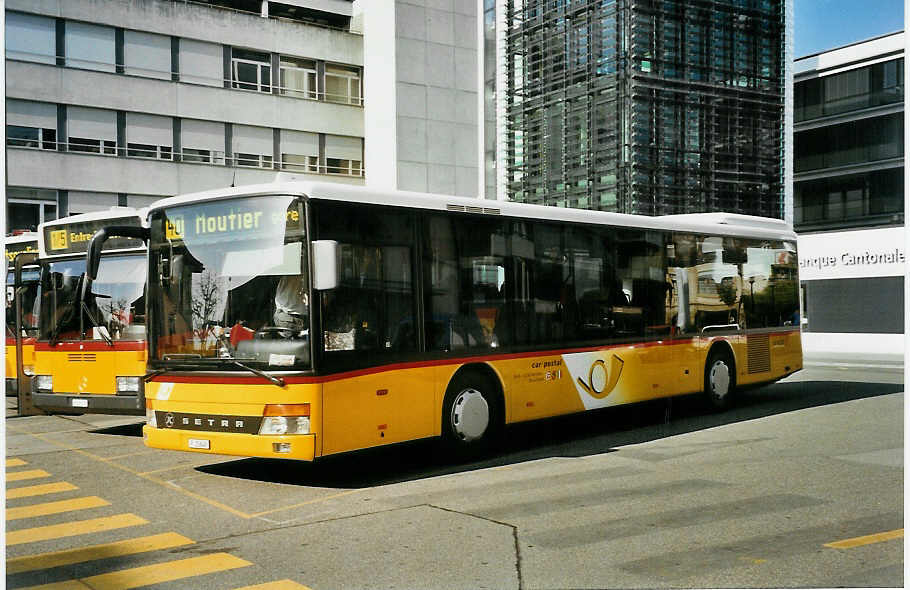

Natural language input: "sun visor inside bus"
[44,216,144,256]
[235,338,309,367]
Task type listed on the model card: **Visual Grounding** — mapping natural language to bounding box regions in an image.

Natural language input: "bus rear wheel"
[441,371,500,458]
[704,349,735,410]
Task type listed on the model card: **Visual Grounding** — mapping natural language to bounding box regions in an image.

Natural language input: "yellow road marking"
[7,514,148,546]
[5,426,253,518]
[7,482,78,500]
[7,469,51,482]
[20,581,88,590]
[825,528,903,549]
[7,458,28,467]
[79,552,251,589]
[7,532,195,574]
[103,450,161,461]
[249,490,360,518]
[4,425,366,520]
[234,581,314,590]
[7,496,110,521]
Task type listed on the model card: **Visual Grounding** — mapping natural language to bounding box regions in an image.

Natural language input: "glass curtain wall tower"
[501,0,786,216]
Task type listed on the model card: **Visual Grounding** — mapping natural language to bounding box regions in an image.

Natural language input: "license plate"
[71,398,89,408]
[188,438,210,450]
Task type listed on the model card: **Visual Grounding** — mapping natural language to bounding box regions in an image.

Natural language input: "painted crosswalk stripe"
[7,469,51,483]
[7,496,110,521]
[7,514,148,546]
[20,553,253,590]
[234,581,314,589]
[7,482,78,500]
[7,532,195,575]
[7,458,28,467]
[825,528,903,549]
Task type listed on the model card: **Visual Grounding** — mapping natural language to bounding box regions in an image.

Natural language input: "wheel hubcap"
[451,388,490,442]
[710,361,731,398]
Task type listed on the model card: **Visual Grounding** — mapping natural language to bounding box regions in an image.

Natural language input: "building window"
[231,48,271,92]
[68,137,117,155]
[279,57,318,99]
[7,125,56,150]
[235,153,273,168]
[7,188,58,233]
[65,21,116,72]
[325,158,363,176]
[6,12,56,65]
[281,154,319,173]
[324,64,361,105]
[126,113,173,160]
[181,119,225,165]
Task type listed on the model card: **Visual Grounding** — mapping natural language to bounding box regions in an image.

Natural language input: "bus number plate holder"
[71,398,89,408]
[188,438,210,450]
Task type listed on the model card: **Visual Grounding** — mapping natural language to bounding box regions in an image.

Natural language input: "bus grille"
[67,353,97,362]
[746,335,771,374]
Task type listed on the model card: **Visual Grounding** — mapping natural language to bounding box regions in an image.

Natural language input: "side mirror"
[82,225,149,306]
[312,240,339,290]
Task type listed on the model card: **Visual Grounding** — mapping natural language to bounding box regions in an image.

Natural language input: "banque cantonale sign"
[797,227,905,281]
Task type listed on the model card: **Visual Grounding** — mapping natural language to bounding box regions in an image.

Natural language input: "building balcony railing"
[5,142,365,179]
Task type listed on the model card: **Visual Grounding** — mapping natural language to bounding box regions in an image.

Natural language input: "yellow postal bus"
[88,182,801,460]
[33,209,148,415]
[5,233,40,395]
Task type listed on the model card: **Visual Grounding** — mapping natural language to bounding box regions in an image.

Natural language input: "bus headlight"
[145,399,157,427]
[36,375,53,392]
[22,365,35,376]
[116,376,141,394]
[259,404,310,435]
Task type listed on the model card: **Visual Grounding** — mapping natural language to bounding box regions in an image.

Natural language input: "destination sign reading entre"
[44,216,144,255]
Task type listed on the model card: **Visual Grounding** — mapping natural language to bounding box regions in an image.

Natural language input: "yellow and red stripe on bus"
[143,329,801,461]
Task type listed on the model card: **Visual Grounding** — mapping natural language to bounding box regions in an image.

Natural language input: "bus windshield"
[38,254,146,342]
[6,267,40,339]
[149,195,309,370]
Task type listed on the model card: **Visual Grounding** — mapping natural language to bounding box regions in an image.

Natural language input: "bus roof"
[147,181,797,242]
[38,207,148,259]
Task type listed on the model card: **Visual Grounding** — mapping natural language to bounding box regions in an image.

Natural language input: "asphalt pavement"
[5,364,904,589]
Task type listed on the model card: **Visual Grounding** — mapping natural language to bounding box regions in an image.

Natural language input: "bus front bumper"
[143,425,316,461]
[32,392,144,415]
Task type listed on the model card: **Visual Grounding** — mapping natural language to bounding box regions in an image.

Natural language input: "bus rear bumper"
[143,425,316,461]
[32,392,145,415]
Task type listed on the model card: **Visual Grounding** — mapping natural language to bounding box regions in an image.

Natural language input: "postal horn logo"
[576,354,624,399]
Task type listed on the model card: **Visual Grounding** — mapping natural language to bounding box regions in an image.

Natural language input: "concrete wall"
[7,0,363,65]
[7,149,363,197]
[7,61,364,137]
[356,0,480,197]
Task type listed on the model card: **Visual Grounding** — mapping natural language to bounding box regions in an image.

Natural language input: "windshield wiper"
[228,359,286,388]
[81,301,113,346]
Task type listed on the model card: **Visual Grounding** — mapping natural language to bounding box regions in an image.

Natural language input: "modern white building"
[5,0,482,233]
[793,32,904,364]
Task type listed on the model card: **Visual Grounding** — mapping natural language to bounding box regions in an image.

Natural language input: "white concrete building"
[5,0,482,232]
[793,32,905,365]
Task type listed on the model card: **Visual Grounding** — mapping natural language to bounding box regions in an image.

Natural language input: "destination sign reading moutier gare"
[44,216,144,255]
[164,200,301,242]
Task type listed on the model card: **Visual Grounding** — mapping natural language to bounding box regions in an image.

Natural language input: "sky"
[794,0,905,57]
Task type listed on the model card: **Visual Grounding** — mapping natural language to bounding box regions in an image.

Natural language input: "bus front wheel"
[441,371,500,458]
[704,349,736,410]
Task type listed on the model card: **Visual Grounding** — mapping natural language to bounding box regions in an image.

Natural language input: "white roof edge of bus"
[4,232,39,245]
[147,181,797,241]
[39,206,146,229]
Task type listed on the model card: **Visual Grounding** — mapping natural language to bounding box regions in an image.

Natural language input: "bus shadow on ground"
[196,379,903,488]
[90,423,145,437]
